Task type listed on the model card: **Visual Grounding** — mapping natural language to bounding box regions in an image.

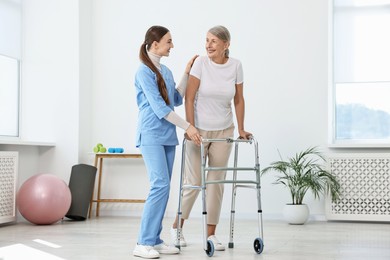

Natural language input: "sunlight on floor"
[0,243,64,260]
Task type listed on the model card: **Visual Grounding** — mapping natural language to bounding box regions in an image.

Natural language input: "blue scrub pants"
[137,145,176,246]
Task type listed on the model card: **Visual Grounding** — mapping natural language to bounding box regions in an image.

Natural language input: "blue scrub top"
[135,63,183,147]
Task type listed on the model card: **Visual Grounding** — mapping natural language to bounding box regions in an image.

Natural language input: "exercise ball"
[17,174,72,225]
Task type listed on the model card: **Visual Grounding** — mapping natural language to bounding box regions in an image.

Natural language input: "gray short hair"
[208,25,231,58]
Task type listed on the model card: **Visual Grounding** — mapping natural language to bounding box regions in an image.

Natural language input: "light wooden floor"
[0,216,389,260]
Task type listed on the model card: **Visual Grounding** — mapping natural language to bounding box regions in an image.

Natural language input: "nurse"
[133,25,201,259]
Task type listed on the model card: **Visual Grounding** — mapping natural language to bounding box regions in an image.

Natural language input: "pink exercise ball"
[17,174,72,225]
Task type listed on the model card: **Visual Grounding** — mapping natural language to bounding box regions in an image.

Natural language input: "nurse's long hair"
[140,26,170,105]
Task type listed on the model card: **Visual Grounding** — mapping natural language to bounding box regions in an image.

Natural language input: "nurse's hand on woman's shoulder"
[185,55,199,74]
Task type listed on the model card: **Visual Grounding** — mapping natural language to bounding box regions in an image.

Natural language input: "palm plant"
[261,147,341,205]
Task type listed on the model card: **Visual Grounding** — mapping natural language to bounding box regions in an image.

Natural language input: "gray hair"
[208,25,231,58]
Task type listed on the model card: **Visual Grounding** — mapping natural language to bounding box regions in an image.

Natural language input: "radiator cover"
[0,151,18,224]
[326,153,390,222]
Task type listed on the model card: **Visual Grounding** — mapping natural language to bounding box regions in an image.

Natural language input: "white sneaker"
[133,244,160,259]
[208,235,225,251]
[154,242,180,254]
[170,227,187,247]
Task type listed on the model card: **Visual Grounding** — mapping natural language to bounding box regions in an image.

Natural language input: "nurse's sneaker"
[208,235,225,251]
[133,244,159,259]
[170,227,187,247]
[154,242,180,254]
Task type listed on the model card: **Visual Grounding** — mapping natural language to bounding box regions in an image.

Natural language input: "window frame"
[328,0,390,148]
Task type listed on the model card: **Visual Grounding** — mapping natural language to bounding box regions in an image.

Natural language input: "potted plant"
[261,146,341,224]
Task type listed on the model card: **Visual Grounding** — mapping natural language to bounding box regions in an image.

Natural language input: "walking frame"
[175,136,264,257]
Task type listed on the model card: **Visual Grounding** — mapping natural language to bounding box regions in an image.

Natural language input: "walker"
[174,136,264,257]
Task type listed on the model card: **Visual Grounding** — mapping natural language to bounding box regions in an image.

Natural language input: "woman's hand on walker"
[238,129,252,140]
[185,125,201,145]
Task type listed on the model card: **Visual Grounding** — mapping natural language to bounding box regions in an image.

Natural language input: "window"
[330,0,390,146]
[0,0,22,138]
[0,54,20,137]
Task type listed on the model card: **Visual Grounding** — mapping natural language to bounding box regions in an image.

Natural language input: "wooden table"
[88,153,145,218]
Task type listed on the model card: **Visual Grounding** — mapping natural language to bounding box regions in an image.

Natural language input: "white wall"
[78,0,93,163]
[21,0,80,178]
[84,0,331,220]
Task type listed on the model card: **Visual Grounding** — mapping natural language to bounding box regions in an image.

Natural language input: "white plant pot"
[283,204,309,225]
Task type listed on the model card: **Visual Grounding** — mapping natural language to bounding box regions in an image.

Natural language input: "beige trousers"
[181,124,234,225]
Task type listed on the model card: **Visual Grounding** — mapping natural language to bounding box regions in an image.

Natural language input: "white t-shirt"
[190,56,244,131]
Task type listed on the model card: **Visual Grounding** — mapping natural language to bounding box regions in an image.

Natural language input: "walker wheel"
[205,239,215,257]
[253,237,264,254]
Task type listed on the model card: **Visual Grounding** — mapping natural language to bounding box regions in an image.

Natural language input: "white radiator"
[0,151,18,224]
[325,153,390,222]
